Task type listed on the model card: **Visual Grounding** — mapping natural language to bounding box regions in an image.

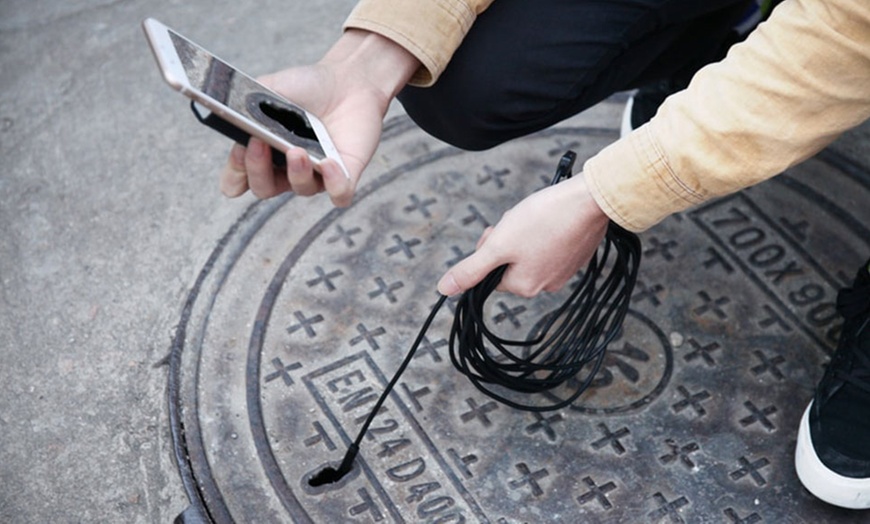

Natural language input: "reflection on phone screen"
[168,30,325,158]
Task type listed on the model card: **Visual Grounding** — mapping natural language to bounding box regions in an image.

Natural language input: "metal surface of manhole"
[169,115,870,523]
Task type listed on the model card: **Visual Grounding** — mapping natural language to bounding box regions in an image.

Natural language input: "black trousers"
[398,0,752,150]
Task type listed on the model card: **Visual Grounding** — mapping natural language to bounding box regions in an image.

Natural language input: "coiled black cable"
[449,220,640,411]
[309,151,641,485]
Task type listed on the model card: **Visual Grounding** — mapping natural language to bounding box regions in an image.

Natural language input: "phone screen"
[167,30,326,158]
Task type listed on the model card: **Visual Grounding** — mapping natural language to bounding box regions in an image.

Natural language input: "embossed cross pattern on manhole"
[170,116,870,523]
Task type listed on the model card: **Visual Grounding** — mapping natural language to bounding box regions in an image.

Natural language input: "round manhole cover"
[169,114,870,523]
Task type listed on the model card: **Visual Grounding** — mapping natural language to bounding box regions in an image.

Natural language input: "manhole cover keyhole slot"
[307,444,359,489]
[308,465,345,487]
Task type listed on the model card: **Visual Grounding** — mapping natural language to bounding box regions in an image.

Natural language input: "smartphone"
[142,17,346,176]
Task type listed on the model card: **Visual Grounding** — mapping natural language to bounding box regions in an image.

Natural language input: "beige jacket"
[345,0,870,232]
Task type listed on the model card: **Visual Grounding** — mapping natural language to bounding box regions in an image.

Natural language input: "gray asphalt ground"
[1,1,868,523]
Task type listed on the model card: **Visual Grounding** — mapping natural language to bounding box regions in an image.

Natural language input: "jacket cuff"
[343,0,479,86]
[582,124,703,233]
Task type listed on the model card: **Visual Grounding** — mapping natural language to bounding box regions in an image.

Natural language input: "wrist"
[322,29,420,101]
[566,172,610,226]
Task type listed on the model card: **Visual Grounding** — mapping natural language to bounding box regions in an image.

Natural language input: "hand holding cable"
[437,155,611,298]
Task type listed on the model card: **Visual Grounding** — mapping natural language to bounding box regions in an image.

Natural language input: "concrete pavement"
[1,1,357,521]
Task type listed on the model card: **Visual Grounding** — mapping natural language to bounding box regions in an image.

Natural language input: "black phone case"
[190,101,287,167]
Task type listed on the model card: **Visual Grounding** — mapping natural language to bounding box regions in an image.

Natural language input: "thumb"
[321,158,356,207]
[437,249,501,297]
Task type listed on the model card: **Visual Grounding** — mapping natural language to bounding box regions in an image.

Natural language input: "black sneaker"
[795,260,870,509]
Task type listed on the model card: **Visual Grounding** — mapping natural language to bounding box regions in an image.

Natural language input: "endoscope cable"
[309,151,641,486]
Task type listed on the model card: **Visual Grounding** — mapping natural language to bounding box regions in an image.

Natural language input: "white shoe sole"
[795,403,870,509]
[619,94,634,139]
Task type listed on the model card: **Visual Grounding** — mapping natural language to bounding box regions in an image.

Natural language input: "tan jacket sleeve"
[343,0,495,86]
[584,0,870,232]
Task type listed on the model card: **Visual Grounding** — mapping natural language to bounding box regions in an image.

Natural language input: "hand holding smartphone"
[142,18,347,177]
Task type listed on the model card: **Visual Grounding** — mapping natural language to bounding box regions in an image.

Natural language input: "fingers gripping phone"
[142,18,346,175]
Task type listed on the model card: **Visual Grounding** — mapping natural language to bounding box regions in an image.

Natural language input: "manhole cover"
[169,114,870,523]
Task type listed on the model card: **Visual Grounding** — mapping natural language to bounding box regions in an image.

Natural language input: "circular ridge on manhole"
[169,115,870,523]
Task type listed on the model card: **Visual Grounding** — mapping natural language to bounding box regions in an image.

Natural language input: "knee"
[398,82,519,151]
